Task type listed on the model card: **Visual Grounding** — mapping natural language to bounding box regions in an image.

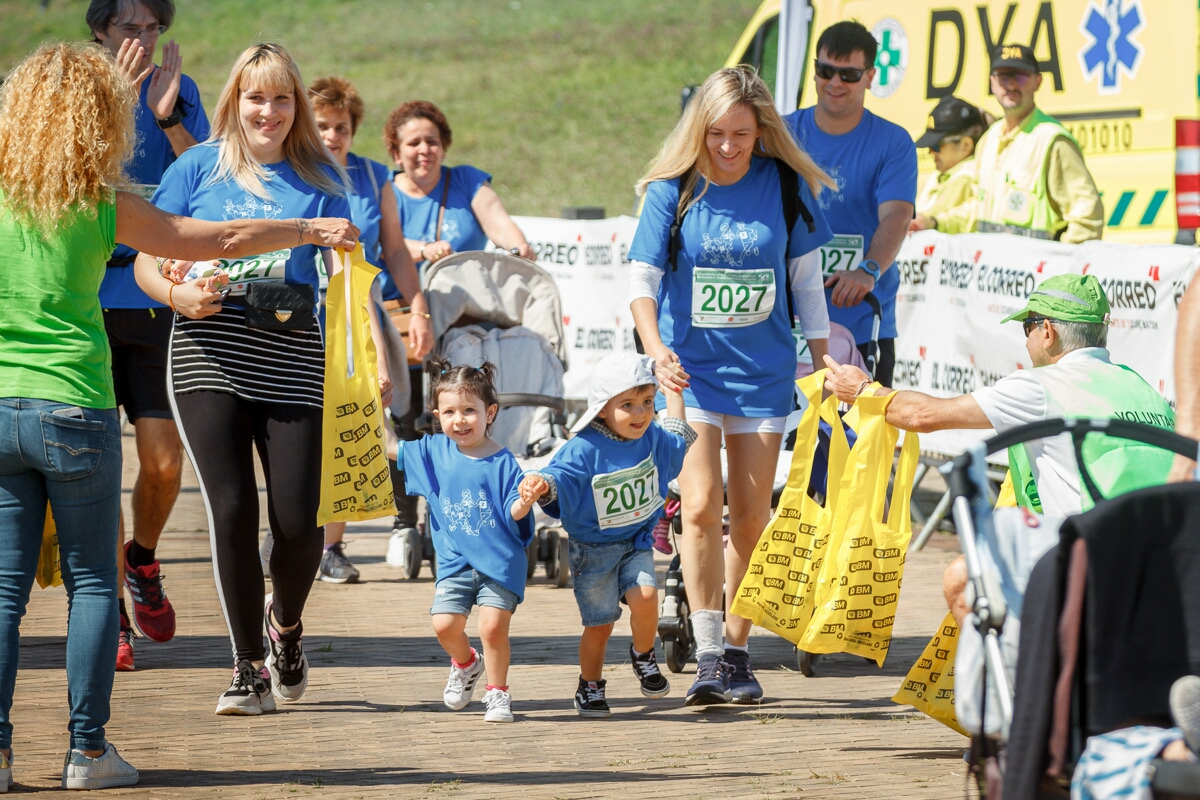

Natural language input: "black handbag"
[243,282,315,331]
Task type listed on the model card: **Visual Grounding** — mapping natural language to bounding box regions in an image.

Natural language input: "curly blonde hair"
[209,43,348,200]
[0,42,134,233]
[636,66,834,213]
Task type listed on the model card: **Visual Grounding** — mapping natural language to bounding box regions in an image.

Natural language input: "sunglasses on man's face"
[813,60,866,83]
[1023,316,1049,337]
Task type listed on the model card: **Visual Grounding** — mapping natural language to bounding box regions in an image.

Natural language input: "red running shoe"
[123,541,176,642]
[116,612,135,672]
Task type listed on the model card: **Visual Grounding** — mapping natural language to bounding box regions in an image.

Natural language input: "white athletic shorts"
[684,408,787,435]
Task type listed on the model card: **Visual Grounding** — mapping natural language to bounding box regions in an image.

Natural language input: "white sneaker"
[61,742,138,790]
[215,659,276,716]
[1,750,12,793]
[484,688,514,723]
[443,651,485,710]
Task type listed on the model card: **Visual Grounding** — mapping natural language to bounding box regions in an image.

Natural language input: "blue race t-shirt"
[101,71,211,309]
[400,435,535,600]
[150,142,350,301]
[628,154,832,417]
[344,152,390,268]
[539,424,687,548]
[381,164,491,301]
[785,108,917,343]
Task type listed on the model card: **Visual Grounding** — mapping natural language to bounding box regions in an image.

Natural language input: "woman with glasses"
[133,43,354,717]
[909,96,991,233]
[629,66,835,707]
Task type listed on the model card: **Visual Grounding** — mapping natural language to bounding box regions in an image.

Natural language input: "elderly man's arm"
[823,355,993,432]
[1047,138,1104,244]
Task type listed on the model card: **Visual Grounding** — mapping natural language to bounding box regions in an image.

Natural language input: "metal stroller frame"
[656,294,882,675]
[396,251,570,581]
[946,417,1200,795]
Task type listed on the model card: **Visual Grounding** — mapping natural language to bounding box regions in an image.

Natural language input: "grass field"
[1,0,759,217]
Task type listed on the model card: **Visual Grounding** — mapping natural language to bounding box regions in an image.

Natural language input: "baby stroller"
[946,417,1200,798]
[394,251,571,581]
[657,293,881,675]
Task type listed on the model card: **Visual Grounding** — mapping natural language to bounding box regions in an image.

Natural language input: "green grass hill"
[1,0,758,217]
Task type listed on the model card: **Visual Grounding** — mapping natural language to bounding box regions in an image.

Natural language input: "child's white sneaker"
[443,651,485,710]
[484,688,514,723]
[61,742,138,790]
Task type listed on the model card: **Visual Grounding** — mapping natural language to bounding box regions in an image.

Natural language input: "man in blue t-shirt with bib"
[786,20,917,387]
[87,0,211,668]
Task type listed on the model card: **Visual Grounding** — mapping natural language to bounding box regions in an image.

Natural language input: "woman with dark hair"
[380,100,534,562]
[910,95,991,232]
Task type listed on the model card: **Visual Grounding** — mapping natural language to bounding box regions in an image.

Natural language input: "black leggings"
[392,366,425,529]
[174,391,323,663]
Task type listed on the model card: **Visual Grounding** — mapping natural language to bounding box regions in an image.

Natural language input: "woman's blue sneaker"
[685,653,731,706]
[724,648,763,704]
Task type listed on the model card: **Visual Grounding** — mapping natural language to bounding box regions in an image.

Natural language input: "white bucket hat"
[570,352,659,434]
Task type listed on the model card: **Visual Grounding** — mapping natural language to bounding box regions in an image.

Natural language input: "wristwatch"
[857,259,882,281]
[156,109,183,130]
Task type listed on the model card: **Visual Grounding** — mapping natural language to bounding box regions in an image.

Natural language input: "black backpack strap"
[774,158,817,325]
[667,169,694,272]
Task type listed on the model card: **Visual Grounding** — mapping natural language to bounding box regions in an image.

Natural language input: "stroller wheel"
[554,534,570,588]
[402,528,423,580]
[525,539,538,580]
[544,529,560,580]
[796,649,819,677]
[664,638,690,674]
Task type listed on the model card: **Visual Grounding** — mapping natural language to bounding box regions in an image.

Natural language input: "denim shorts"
[569,538,657,627]
[429,568,519,616]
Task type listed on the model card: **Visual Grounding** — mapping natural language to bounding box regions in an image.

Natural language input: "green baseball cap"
[1000,274,1111,324]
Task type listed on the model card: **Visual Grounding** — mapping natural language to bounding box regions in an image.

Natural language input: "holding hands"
[647,345,689,395]
[518,473,549,506]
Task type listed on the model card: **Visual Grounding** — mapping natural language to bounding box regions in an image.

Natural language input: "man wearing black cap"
[910,96,988,232]
[955,44,1103,243]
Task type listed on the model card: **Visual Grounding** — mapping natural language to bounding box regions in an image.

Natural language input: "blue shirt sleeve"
[150,147,205,215]
[788,178,833,259]
[453,164,492,202]
[400,436,435,498]
[649,424,688,487]
[179,75,210,143]
[627,179,679,268]
[874,123,919,209]
[537,438,593,521]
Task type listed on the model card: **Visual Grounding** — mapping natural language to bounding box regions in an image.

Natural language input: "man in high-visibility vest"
[924,44,1104,243]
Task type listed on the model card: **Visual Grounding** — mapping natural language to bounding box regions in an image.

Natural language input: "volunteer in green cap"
[824,273,1174,519]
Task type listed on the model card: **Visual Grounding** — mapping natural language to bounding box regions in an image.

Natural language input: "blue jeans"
[0,399,122,751]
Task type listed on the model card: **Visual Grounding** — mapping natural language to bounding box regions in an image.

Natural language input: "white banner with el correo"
[493,220,1197,458]
[893,230,1197,458]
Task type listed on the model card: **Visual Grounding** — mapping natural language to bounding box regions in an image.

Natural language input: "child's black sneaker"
[574,676,612,718]
[630,645,670,697]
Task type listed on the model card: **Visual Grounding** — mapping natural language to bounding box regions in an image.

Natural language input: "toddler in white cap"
[519,352,695,718]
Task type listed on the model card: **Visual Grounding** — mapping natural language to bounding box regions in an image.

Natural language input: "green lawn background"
[1,0,759,217]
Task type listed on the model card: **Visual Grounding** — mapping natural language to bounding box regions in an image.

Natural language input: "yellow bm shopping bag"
[730,370,849,643]
[316,246,397,526]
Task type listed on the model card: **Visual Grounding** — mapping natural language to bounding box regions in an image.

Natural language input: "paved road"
[9,430,967,798]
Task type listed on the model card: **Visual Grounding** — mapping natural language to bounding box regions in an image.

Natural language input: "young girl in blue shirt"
[397,359,537,723]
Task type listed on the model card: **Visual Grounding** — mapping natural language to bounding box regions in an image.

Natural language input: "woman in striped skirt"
[134,42,351,716]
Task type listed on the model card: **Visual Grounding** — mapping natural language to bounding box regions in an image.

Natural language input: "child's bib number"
[819,234,864,277]
[691,268,775,328]
[591,455,664,529]
[186,249,291,296]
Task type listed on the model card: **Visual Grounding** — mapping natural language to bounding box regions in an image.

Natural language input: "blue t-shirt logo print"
[700,222,760,267]
[442,489,497,537]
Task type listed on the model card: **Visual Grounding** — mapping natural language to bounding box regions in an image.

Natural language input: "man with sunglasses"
[87,0,211,671]
[823,274,1173,519]
[785,20,918,388]
[959,44,1103,243]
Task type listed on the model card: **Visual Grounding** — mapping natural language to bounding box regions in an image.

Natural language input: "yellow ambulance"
[727,0,1196,244]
